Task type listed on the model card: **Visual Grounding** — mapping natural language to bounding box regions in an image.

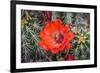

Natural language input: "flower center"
[54,32,64,44]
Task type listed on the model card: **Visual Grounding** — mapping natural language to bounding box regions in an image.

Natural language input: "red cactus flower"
[65,54,75,60]
[38,19,75,54]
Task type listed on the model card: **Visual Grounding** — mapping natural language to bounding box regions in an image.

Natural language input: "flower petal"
[66,32,75,42]
[59,44,65,51]
[38,41,49,51]
[65,23,71,32]
[51,48,59,54]
[65,42,72,49]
